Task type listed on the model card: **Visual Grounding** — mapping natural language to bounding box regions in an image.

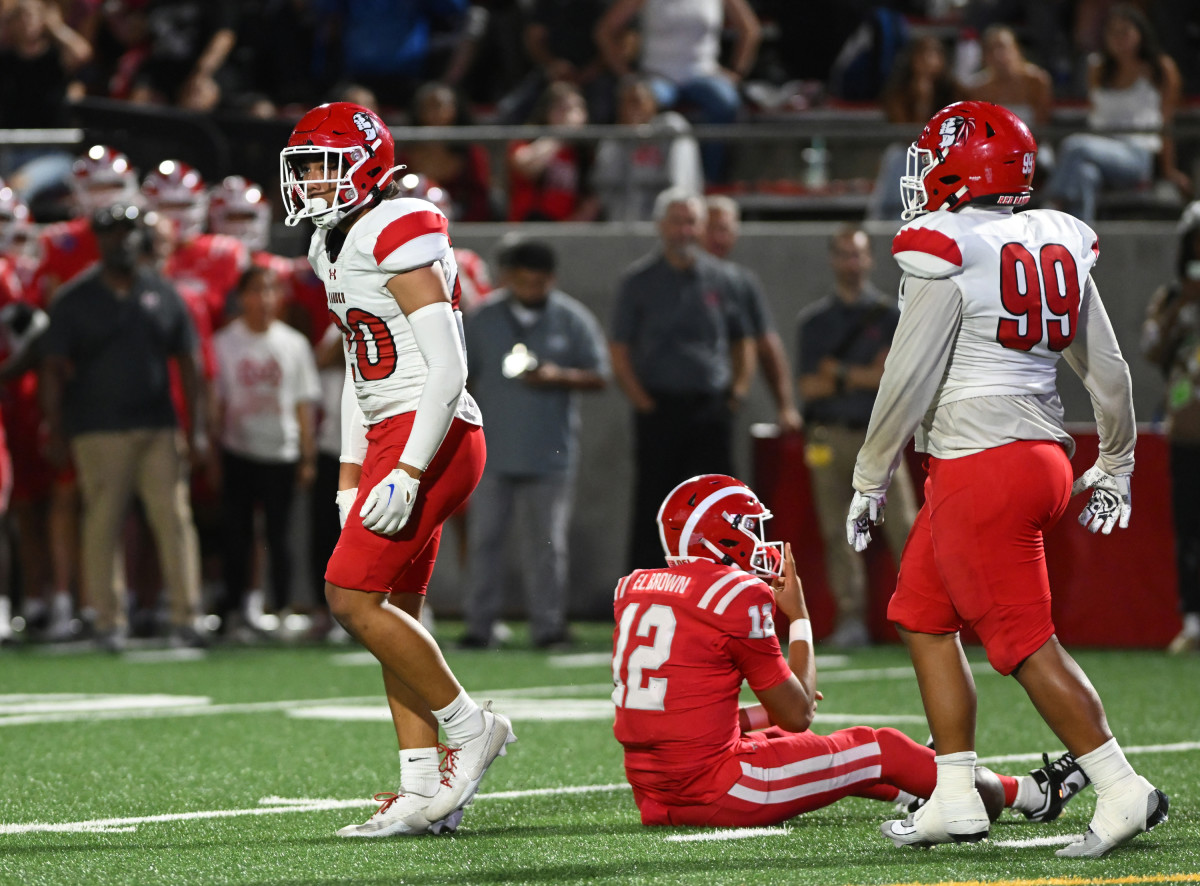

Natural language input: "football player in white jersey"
[280,102,515,838]
[846,101,1166,858]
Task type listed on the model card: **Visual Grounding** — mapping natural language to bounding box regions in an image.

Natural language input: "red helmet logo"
[901,101,1038,220]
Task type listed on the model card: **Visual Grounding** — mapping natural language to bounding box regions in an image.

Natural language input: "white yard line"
[979,741,1200,766]
[665,827,790,842]
[0,784,633,835]
[991,835,1079,848]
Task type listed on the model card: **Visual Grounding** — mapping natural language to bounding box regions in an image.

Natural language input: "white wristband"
[789,619,813,646]
[744,706,770,731]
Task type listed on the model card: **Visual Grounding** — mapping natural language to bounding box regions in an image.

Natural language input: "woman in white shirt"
[1044,4,1189,221]
[595,0,760,181]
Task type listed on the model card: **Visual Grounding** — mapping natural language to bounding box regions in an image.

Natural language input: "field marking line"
[990,835,1077,848]
[979,741,1200,766]
[0,696,383,728]
[665,826,790,842]
[0,783,633,835]
[866,876,1200,886]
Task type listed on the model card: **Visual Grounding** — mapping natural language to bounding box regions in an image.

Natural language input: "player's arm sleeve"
[399,300,466,472]
[1062,274,1136,476]
[852,275,962,496]
[339,360,368,465]
[373,209,452,275]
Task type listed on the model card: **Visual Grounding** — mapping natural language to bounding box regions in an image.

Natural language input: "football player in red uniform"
[280,101,515,837]
[208,174,332,346]
[613,473,1088,829]
[848,101,1165,857]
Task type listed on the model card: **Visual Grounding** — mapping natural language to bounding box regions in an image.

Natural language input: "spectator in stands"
[0,0,94,202]
[593,76,703,223]
[1044,4,1189,221]
[795,225,916,648]
[459,240,608,649]
[508,82,599,222]
[703,195,800,434]
[595,0,762,182]
[966,25,1054,129]
[402,82,494,222]
[610,188,753,570]
[0,0,92,127]
[76,1,151,101]
[211,266,320,640]
[498,0,614,125]
[128,0,237,111]
[1141,206,1200,655]
[311,0,472,112]
[866,35,963,221]
[40,203,207,651]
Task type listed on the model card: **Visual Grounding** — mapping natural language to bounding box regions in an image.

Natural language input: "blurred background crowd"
[1,0,1199,653]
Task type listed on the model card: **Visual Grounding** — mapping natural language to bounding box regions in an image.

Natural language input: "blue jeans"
[650,74,739,182]
[1044,133,1153,221]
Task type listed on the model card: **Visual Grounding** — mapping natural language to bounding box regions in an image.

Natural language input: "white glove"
[846,490,886,552]
[1071,465,1132,535]
[335,487,358,529]
[359,469,420,536]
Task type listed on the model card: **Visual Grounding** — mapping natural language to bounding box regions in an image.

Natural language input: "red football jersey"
[34,217,98,305]
[164,233,249,331]
[612,560,792,806]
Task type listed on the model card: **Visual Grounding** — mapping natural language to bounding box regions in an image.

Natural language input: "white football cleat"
[336,791,461,838]
[1056,779,1168,858]
[424,702,517,822]
[881,788,990,848]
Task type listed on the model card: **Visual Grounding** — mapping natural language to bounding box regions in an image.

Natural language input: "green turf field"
[2,625,1198,886]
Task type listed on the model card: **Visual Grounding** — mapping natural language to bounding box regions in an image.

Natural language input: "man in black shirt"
[795,225,916,648]
[40,203,208,650]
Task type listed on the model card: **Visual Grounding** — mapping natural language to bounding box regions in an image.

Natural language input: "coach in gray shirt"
[610,188,753,570]
[460,240,608,649]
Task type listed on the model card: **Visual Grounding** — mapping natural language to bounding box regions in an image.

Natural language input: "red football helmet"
[280,102,401,229]
[901,101,1037,220]
[71,144,140,213]
[657,474,783,578]
[209,175,272,252]
[142,159,208,240]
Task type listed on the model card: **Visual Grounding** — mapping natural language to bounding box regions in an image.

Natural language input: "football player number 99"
[996,242,1081,352]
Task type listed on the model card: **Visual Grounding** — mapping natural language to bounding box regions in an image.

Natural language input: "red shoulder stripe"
[373,210,448,265]
[892,226,963,266]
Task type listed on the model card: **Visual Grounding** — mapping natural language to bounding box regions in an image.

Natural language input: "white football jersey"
[307,197,481,427]
[891,207,1099,404]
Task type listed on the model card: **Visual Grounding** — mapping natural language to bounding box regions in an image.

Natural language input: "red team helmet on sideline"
[142,159,209,240]
[71,144,140,213]
[280,102,402,229]
[657,474,784,579]
[209,175,272,252]
[900,100,1038,221]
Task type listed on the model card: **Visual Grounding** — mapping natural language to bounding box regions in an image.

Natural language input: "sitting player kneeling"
[610,473,1089,831]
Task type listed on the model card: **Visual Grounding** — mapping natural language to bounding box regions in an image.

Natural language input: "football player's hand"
[770,543,807,623]
[335,487,358,529]
[846,490,885,552]
[359,470,420,536]
[1071,465,1132,534]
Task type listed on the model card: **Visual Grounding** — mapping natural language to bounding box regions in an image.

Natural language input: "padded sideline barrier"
[752,424,1181,649]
